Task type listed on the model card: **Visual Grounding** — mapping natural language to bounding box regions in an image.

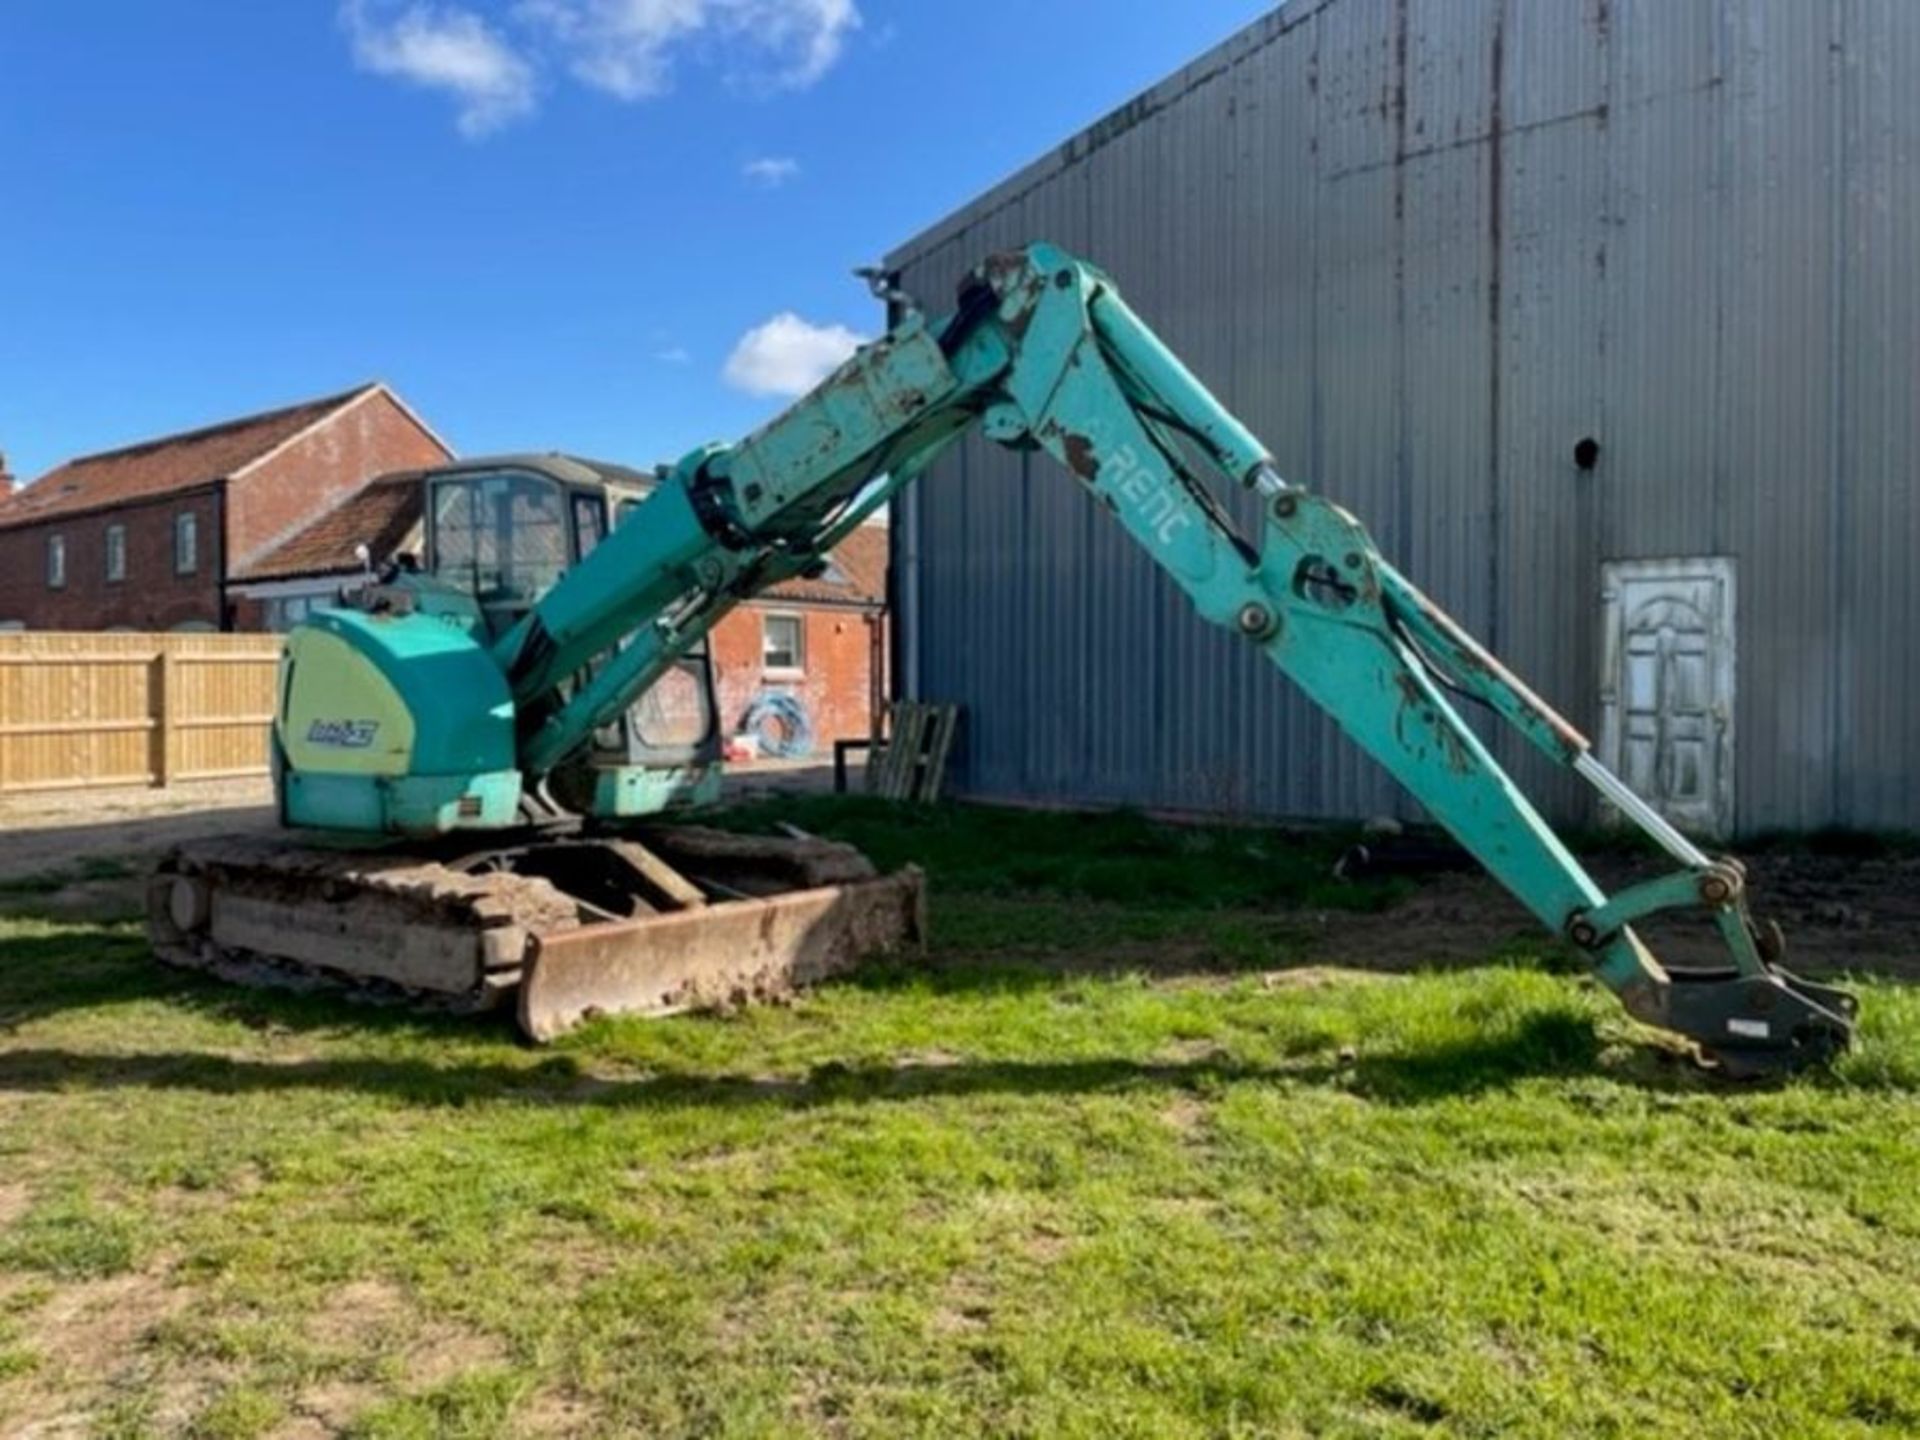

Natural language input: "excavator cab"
[418,455,724,819]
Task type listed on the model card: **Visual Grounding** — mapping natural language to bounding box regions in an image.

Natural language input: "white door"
[1598,557,1735,836]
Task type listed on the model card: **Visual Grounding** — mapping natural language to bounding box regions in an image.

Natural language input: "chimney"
[0,452,12,495]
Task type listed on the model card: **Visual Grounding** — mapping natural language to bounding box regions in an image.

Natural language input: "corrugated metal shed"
[886,0,1920,833]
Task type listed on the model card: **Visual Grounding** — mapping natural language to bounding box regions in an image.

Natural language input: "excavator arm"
[431,245,1865,1072]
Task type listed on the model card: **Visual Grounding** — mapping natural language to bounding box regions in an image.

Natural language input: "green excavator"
[148,244,1857,1076]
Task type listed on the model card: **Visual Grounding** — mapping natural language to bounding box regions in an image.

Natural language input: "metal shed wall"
[887,0,1920,833]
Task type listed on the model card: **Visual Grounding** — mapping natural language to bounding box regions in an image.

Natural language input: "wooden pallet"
[866,702,960,802]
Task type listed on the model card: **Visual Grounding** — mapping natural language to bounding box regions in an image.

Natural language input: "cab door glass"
[573,493,608,560]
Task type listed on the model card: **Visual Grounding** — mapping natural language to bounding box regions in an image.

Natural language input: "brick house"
[225,472,426,632]
[0,383,451,631]
[230,468,890,749]
[708,523,889,751]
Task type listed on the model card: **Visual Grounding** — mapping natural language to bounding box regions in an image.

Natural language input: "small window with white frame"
[762,612,804,673]
[175,511,198,575]
[104,523,127,582]
[46,534,66,589]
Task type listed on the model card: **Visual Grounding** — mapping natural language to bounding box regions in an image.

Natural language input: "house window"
[175,512,198,575]
[104,524,127,582]
[46,534,66,589]
[762,613,804,672]
[264,595,317,633]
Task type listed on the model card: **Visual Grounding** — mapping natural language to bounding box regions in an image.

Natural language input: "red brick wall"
[227,594,275,632]
[229,390,449,567]
[711,602,882,754]
[0,489,224,630]
[0,389,449,633]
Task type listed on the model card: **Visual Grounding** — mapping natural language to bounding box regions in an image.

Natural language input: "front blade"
[517,866,927,1041]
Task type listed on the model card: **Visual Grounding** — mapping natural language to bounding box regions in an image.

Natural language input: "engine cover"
[277,609,521,835]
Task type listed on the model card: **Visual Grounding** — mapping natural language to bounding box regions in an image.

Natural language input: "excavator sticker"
[306,719,380,749]
[1109,443,1195,548]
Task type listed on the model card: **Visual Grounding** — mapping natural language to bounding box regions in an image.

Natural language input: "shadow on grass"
[3,921,1875,1101]
[0,896,1533,1039]
[0,1009,1722,1110]
[0,922,526,1045]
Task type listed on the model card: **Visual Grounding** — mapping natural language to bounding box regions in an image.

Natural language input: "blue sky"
[0,1,1273,484]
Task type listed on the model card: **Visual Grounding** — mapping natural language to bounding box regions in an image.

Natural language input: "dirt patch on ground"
[404,1322,509,1391]
[307,1279,409,1352]
[307,1278,507,1395]
[1288,850,1920,985]
[0,1269,194,1435]
[31,1271,186,1377]
[1705,850,1920,980]
[287,1379,382,1435]
[1286,879,1543,973]
[892,1049,964,1070]
[931,1282,994,1337]
[1159,1095,1210,1135]
[514,1389,601,1436]
[1260,965,1396,990]
[1022,1231,1072,1264]
[1154,1038,1228,1065]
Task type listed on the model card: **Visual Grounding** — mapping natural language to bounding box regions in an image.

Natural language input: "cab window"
[431,471,570,606]
[572,493,608,560]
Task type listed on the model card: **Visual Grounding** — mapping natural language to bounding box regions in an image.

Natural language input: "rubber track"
[149,834,583,1011]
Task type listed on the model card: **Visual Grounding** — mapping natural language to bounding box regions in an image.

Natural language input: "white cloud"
[343,0,856,134]
[343,2,537,136]
[653,345,692,363]
[722,312,865,398]
[517,0,859,100]
[742,155,800,187]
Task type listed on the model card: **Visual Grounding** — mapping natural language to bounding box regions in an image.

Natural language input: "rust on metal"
[981,251,1029,290]
[518,866,928,1041]
[1060,430,1101,482]
[1390,669,1476,777]
[981,252,1048,340]
[1399,579,1589,755]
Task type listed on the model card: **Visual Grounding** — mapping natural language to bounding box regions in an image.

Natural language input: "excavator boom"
[169,243,1856,1071]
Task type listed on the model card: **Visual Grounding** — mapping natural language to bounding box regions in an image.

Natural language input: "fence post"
[153,646,176,788]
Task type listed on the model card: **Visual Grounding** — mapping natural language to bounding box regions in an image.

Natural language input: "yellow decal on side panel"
[279,628,417,777]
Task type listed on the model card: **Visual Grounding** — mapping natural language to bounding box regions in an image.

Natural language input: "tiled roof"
[766,522,887,607]
[0,383,380,530]
[236,464,888,604]
[236,472,423,581]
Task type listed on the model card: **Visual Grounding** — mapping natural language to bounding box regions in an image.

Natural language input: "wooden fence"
[0,632,283,795]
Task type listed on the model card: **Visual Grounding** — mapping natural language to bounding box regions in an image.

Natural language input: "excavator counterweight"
[149,247,1855,1072]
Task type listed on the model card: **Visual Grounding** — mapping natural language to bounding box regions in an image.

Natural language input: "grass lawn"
[1,798,1917,1437]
